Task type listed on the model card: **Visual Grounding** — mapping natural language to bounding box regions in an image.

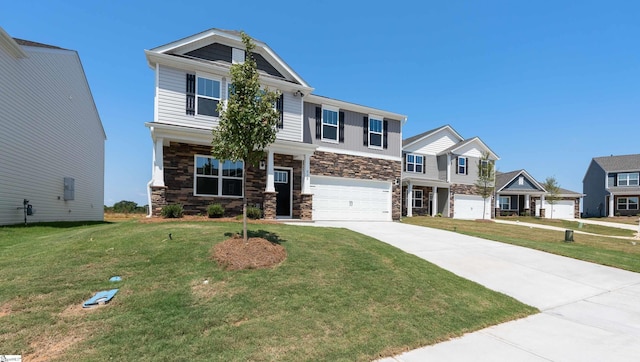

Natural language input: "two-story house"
[145,29,406,221]
[401,125,499,219]
[583,154,640,217]
[0,27,105,225]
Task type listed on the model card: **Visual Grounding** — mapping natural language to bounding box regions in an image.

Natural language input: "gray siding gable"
[496,170,544,192]
[504,176,540,191]
[184,43,284,78]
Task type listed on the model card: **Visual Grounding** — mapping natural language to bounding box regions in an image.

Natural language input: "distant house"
[401,125,499,219]
[0,27,105,225]
[145,28,406,221]
[583,154,640,217]
[495,170,582,219]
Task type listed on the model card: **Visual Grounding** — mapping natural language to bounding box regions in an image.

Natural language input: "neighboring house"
[401,125,499,219]
[145,29,406,221]
[495,170,582,219]
[583,154,640,217]
[0,27,105,226]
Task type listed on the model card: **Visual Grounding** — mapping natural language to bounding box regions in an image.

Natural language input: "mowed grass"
[0,220,535,361]
[404,217,640,273]
[502,216,635,237]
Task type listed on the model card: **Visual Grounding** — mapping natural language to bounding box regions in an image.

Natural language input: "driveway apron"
[312,221,640,362]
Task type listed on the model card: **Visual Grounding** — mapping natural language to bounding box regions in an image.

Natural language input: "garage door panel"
[310,176,391,221]
[543,200,575,219]
[454,194,491,219]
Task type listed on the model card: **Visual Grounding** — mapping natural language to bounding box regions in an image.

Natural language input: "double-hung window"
[369,117,383,149]
[195,156,243,197]
[617,173,639,187]
[322,106,339,142]
[412,190,423,208]
[499,196,511,210]
[406,154,423,173]
[617,197,639,210]
[457,157,467,174]
[196,76,221,117]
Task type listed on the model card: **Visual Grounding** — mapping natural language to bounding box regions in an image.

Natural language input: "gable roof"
[146,28,310,89]
[592,154,640,172]
[0,26,26,58]
[437,136,500,160]
[495,170,545,192]
[13,38,65,50]
[402,124,463,147]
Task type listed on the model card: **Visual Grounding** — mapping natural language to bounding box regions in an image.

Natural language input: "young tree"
[211,32,280,242]
[542,176,561,219]
[474,151,495,219]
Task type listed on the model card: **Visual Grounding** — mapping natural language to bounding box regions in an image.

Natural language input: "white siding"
[0,44,105,225]
[456,143,484,158]
[411,131,459,155]
[277,92,302,142]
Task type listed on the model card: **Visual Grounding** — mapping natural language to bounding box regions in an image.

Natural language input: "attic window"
[232,48,245,64]
[518,176,524,185]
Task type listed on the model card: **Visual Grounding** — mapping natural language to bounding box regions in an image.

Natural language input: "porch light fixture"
[293,90,304,97]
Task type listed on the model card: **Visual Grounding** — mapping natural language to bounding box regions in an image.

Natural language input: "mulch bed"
[212,236,287,270]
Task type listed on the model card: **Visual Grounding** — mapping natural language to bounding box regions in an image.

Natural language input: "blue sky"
[2,1,638,206]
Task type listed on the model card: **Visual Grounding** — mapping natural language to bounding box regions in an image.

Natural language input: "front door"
[274,169,291,217]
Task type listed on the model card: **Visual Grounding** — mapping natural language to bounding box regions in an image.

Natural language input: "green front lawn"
[404,217,640,273]
[500,216,635,237]
[0,220,535,361]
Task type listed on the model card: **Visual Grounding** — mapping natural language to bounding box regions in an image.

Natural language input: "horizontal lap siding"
[0,47,104,225]
[277,92,302,142]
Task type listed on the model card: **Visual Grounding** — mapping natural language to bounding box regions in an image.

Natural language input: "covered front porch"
[496,192,546,217]
[402,178,449,217]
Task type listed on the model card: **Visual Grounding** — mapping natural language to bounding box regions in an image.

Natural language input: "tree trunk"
[243,163,248,243]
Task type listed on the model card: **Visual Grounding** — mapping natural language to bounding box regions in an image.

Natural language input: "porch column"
[406,182,413,217]
[609,193,615,217]
[432,187,438,217]
[525,194,531,215]
[302,154,311,194]
[266,149,275,192]
[151,137,165,187]
[540,194,546,218]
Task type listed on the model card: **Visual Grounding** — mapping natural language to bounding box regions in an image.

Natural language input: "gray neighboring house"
[496,170,582,219]
[0,27,105,225]
[583,154,640,217]
[401,125,499,219]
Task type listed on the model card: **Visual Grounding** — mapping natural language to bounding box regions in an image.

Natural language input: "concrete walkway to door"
[312,221,640,361]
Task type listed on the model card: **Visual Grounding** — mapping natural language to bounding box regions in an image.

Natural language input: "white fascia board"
[267,139,318,155]
[315,146,402,162]
[147,122,214,146]
[0,27,27,58]
[401,176,449,188]
[447,137,500,160]
[306,94,406,121]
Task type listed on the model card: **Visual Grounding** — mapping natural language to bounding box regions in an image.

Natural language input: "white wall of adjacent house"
[0,44,105,225]
[156,64,303,142]
[536,200,575,219]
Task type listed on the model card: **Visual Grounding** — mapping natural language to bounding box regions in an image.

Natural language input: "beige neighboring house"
[0,27,105,225]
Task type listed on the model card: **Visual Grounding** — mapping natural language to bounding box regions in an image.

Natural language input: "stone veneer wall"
[310,151,402,220]
[401,185,432,216]
[161,142,267,216]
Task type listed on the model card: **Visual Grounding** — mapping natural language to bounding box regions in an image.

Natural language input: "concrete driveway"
[313,221,640,361]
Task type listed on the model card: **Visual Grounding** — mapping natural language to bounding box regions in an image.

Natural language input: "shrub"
[161,204,184,218]
[246,206,262,220]
[207,203,225,218]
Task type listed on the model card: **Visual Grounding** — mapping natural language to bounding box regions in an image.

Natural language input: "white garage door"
[310,176,392,221]
[453,194,491,219]
[538,200,575,219]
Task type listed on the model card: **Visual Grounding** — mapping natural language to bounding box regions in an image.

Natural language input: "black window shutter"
[403,153,406,172]
[465,157,468,175]
[276,93,284,129]
[363,116,369,146]
[186,73,195,115]
[315,107,321,140]
[383,120,388,149]
[423,156,426,173]
[456,156,459,174]
[339,111,345,143]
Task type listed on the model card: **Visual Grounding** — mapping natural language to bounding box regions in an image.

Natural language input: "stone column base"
[263,192,277,219]
[300,193,313,220]
[150,186,168,217]
[540,208,546,218]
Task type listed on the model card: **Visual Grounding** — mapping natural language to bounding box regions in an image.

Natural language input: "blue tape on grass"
[109,276,122,282]
[83,289,119,308]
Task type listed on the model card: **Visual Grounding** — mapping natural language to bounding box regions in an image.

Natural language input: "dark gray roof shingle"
[13,38,65,50]
[593,154,640,172]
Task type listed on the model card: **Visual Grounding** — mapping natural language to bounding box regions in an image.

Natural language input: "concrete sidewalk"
[310,221,640,361]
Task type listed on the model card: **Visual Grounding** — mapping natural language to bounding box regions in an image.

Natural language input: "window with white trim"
[274,170,288,184]
[617,197,639,210]
[457,157,467,174]
[196,76,221,117]
[412,190,423,208]
[369,117,383,148]
[195,156,243,197]
[499,196,511,210]
[406,154,423,173]
[480,160,490,177]
[322,107,339,142]
[617,173,639,187]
